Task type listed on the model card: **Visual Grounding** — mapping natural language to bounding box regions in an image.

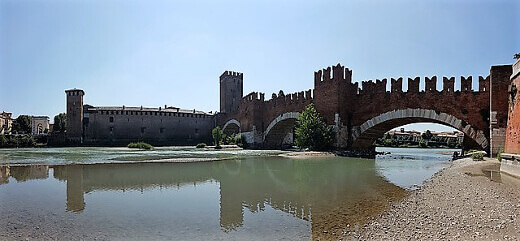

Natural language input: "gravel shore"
[344,157,520,240]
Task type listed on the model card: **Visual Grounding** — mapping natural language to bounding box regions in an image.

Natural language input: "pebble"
[344,158,520,240]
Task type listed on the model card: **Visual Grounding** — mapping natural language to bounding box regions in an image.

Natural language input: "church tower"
[220,71,243,114]
[65,89,84,142]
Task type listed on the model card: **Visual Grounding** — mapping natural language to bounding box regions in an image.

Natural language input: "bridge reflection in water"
[2,157,406,240]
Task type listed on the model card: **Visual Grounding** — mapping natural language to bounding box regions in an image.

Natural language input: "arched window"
[37,123,43,135]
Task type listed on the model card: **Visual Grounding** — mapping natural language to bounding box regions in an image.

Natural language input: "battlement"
[360,79,387,94]
[391,78,403,93]
[65,88,85,96]
[243,92,264,102]
[220,70,243,79]
[314,63,352,85]
[356,75,489,94]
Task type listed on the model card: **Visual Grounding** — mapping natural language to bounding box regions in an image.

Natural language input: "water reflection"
[0,165,49,184]
[1,157,407,240]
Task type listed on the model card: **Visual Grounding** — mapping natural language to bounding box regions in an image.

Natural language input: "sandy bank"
[279,151,337,159]
[344,158,520,240]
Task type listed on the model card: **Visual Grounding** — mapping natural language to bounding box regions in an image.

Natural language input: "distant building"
[0,112,13,135]
[384,128,463,146]
[435,131,464,143]
[31,116,50,135]
[387,128,421,142]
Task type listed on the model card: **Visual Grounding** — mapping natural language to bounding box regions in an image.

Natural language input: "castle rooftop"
[86,106,211,115]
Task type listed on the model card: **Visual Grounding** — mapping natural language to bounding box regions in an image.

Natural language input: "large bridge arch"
[222,119,241,136]
[263,112,300,149]
[351,108,488,150]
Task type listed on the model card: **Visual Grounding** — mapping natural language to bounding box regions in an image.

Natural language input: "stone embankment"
[344,158,520,240]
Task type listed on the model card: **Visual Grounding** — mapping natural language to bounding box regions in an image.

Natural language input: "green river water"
[0,147,457,240]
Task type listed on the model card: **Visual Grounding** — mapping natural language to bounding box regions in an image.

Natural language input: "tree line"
[0,113,67,148]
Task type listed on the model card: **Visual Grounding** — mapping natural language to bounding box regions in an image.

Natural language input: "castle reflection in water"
[0,157,404,237]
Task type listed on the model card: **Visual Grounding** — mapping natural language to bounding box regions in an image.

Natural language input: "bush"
[471,152,484,161]
[127,142,153,150]
[0,134,37,148]
[212,127,224,147]
[234,134,244,147]
[295,104,335,151]
[196,143,207,148]
[497,147,504,162]
[20,135,36,147]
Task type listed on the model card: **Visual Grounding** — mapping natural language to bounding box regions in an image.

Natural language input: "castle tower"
[220,71,243,114]
[65,89,85,142]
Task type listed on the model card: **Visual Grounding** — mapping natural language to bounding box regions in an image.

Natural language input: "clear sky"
[1,0,519,132]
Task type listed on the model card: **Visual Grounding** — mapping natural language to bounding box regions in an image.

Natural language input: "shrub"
[295,104,335,151]
[0,135,6,147]
[20,135,36,147]
[196,143,207,148]
[127,142,153,150]
[212,127,224,147]
[471,152,484,161]
[234,134,244,147]
[497,147,504,162]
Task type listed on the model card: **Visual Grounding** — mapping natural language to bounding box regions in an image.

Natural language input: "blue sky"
[1,0,519,132]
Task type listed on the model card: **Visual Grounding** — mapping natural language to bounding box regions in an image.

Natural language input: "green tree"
[212,126,224,148]
[294,104,335,151]
[421,130,433,141]
[53,113,67,133]
[12,115,31,134]
[0,135,6,147]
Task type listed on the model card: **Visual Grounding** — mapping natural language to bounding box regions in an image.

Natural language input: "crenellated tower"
[220,71,243,114]
[65,88,85,142]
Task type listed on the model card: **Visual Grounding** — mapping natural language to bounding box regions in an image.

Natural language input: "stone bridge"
[217,63,512,155]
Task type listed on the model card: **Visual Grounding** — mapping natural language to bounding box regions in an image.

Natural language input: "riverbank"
[279,151,336,158]
[344,157,520,240]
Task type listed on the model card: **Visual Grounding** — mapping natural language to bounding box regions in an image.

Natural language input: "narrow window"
[141,127,146,134]
[195,129,198,134]
[109,117,114,122]
[160,127,165,133]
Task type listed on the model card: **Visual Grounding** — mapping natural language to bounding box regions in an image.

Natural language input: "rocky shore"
[344,157,520,240]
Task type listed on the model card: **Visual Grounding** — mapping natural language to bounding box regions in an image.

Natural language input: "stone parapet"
[500,153,520,179]
[512,59,520,80]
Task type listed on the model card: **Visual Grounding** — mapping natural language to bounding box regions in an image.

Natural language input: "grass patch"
[127,142,153,150]
[471,152,484,161]
[196,143,207,148]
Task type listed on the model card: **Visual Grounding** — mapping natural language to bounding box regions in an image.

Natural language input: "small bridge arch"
[222,119,241,136]
[263,112,300,149]
[351,108,488,150]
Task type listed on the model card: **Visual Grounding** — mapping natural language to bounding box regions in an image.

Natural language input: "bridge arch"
[263,112,300,149]
[222,119,241,136]
[351,108,488,150]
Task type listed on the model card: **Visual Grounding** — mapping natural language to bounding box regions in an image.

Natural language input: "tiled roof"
[86,106,211,115]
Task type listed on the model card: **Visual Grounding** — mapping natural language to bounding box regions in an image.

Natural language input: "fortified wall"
[502,59,520,178]
[218,63,512,154]
[64,89,215,146]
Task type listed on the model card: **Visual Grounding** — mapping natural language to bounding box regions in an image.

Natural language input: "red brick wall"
[218,64,510,151]
[505,60,520,154]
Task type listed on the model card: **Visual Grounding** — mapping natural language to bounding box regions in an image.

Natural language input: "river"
[0,147,458,240]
